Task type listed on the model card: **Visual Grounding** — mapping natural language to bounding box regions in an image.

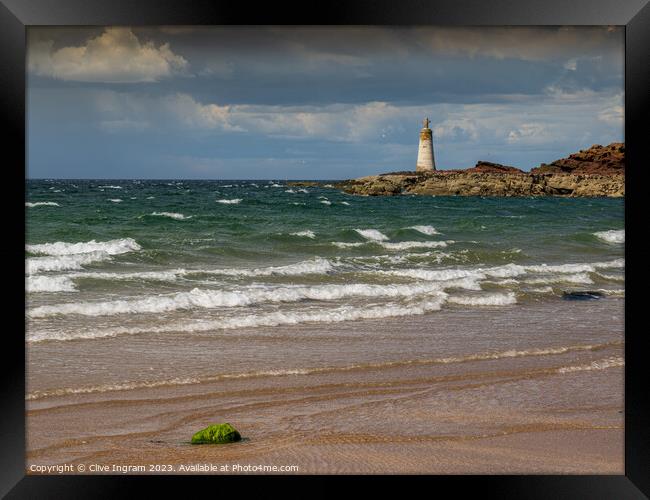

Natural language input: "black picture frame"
[3,0,649,496]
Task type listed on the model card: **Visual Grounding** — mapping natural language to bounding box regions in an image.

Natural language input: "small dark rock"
[562,291,604,301]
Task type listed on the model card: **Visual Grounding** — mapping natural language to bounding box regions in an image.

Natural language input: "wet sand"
[26,299,624,474]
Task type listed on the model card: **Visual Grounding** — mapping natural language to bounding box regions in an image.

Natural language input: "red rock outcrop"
[530,143,624,175]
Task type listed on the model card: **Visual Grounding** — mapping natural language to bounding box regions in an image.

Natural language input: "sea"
[25,179,625,404]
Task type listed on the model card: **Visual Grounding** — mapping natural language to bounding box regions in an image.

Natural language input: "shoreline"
[27,300,624,474]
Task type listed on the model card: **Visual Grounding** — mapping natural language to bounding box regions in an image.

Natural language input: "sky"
[27,26,624,179]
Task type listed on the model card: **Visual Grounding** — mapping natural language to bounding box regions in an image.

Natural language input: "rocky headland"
[308,143,624,197]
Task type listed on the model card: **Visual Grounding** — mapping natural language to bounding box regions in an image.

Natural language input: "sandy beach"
[26,299,624,474]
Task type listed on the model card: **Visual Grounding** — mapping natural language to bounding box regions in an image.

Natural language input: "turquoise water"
[26,179,624,344]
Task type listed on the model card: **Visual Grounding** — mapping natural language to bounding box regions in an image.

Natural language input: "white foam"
[409,225,440,236]
[151,212,191,220]
[594,230,624,244]
[26,238,141,274]
[146,196,155,199]
[26,252,114,273]
[216,198,242,204]
[557,356,624,373]
[341,201,350,206]
[28,282,449,318]
[98,185,122,189]
[320,200,332,205]
[26,275,77,293]
[383,268,482,282]
[526,273,594,285]
[379,241,451,250]
[27,238,141,257]
[204,258,334,277]
[108,199,123,203]
[290,230,316,239]
[55,258,335,284]
[332,242,365,248]
[354,229,389,241]
[25,202,60,207]
[28,298,446,343]
[298,189,309,193]
[596,272,625,282]
[285,189,296,193]
[448,292,517,306]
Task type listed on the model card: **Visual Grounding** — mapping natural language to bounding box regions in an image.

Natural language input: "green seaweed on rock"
[191,423,242,444]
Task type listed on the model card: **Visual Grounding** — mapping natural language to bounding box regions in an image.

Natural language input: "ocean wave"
[26,252,115,274]
[28,298,447,343]
[26,275,77,293]
[108,199,123,203]
[382,268,483,282]
[341,201,350,206]
[320,200,332,206]
[526,273,594,285]
[354,229,389,241]
[557,356,624,373]
[379,241,451,250]
[289,230,316,239]
[98,185,122,189]
[202,258,334,277]
[27,238,141,257]
[28,282,451,318]
[216,198,242,204]
[150,212,191,220]
[26,238,141,275]
[55,258,335,284]
[408,225,440,235]
[595,272,625,282]
[25,202,60,207]
[448,292,517,306]
[380,259,624,286]
[594,229,624,244]
[332,242,365,248]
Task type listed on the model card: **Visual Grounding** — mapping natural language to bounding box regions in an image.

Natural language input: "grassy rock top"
[191,423,242,444]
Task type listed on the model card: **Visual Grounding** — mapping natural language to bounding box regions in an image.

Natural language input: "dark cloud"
[27,26,624,179]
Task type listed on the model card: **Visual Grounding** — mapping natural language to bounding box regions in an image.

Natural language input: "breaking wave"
[408,225,439,235]
[150,212,191,220]
[26,202,59,207]
[355,229,389,241]
[28,282,453,318]
[27,238,141,257]
[557,356,624,373]
[290,230,316,239]
[594,230,624,244]
[27,275,77,293]
[26,238,141,275]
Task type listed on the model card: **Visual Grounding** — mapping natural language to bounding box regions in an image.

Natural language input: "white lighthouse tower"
[416,117,436,172]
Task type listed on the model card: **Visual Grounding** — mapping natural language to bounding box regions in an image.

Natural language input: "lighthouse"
[416,117,436,172]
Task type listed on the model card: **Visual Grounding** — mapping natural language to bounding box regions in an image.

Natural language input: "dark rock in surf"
[562,291,604,301]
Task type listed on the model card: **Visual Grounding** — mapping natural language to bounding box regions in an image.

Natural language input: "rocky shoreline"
[291,143,625,197]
